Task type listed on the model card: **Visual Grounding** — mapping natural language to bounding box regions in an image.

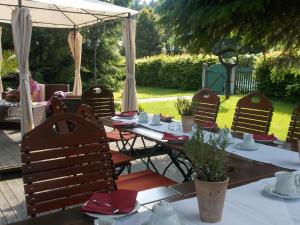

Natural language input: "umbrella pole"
[18,0,22,7]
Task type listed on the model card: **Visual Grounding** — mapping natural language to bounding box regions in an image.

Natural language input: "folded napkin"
[162,132,189,142]
[115,111,137,117]
[202,121,218,129]
[253,134,277,142]
[81,189,138,215]
[160,114,173,123]
[112,121,136,127]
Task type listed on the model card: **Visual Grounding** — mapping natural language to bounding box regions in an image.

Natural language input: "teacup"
[151,114,161,125]
[241,133,256,148]
[274,171,300,196]
[138,112,148,123]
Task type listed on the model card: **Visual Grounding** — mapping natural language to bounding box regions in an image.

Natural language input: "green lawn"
[139,96,295,141]
[114,86,194,100]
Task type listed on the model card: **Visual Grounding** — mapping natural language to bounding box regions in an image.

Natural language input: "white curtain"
[0,26,3,96]
[68,31,82,96]
[121,19,137,111]
[11,8,34,135]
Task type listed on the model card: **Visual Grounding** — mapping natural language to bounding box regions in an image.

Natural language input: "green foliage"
[81,21,124,92]
[136,54,218,89]
[255,54,300,101]
[136,8,162,58]
[175,97,193,116]
[185,128,229,182]
[158,0,300,55]
[0,50,18,77]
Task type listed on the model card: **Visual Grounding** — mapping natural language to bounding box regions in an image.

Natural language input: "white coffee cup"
[138,112,148,123]
[151,114,161,125]
[242,133,256,147]
[274,171,300,195]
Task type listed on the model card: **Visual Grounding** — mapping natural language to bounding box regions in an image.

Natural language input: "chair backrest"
[286,105,300,142]
[76,104,100,125]
[21,113,115,216]
[192,89,220,125]
[45,84,69,101]
[49,96,67,114]
[81,86,115,119]
[231,92,273,135]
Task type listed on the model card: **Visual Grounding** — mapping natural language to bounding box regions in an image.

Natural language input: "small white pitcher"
[274,171,300,196]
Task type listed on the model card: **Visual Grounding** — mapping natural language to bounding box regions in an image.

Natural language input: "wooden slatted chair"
[286,105,300,143]
[76,104,134,174]
[231,92,273,135]
[81,85,136,150]
[21,113,176,216]
[47,96,69,133]
[192,89,220,125]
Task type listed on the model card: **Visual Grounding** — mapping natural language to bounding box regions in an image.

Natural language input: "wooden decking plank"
[6,179,26,214]
[0,210,7,225]
[0,182,18,224]
[0,181,27,221]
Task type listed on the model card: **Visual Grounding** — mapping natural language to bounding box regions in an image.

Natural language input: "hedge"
[255,54,300,102]
[136,54,218,90]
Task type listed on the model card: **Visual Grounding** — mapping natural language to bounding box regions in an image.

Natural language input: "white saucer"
[149,122,163,126]
[264,184,300,199]
[138,119,149,123]
[234,143,259,150]
[84,201,140,219]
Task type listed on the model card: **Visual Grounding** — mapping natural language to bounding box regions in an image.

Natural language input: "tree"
[159,0,300,54]
[136,8,162,58]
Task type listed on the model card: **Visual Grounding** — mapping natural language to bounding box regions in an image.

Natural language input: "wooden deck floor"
[0,130,21,171]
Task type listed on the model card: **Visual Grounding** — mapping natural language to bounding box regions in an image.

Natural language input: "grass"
[139,96,295,141]
[114,86,195,100]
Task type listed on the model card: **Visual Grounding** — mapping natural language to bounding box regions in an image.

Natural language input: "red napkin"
[81,189,138,215]
[203,121,217,129]
[112,121,136,127]
[162,132,189,142]
[253,134,277,142]
[115,111,136,117]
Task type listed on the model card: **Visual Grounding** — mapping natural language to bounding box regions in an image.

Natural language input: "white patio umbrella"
[68,31,82,96]
[0,26,3,96]
[0,0,138,134]
[11,7,34,135]
[122,18,137,111]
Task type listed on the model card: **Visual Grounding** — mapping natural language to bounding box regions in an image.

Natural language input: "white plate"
[264,184,300,199]
[149,122,163,126]
[234,143,259,150]
[84,201,140,219]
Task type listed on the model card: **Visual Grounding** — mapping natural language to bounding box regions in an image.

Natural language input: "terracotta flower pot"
[194,177,229,223]
[181,115,194,132]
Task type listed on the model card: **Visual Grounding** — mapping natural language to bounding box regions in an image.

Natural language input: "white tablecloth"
[112,116,300,171]
[110,178,300,225]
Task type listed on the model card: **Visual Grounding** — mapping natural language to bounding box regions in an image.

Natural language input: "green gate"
[205,64,226,94]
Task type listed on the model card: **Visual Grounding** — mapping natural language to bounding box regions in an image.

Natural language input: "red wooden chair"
[81,86,136,150]
[192,89,220,126]
[21,113,176,216]
[231,92,273,135]
[286,105,300,143]
[76,104,134,174]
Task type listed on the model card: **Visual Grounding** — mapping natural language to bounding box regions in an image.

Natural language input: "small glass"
[168,122,182,132]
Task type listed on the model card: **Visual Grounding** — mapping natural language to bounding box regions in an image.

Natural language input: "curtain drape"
[0,26,3,96]
[121,19,137,112]
[68,31,82,96]
[11,8,34,135]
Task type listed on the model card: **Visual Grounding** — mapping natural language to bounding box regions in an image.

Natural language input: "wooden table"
[100,117,295,182]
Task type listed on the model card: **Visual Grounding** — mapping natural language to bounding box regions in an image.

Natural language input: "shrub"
[255,54,300,102]
[136,54,218,90]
